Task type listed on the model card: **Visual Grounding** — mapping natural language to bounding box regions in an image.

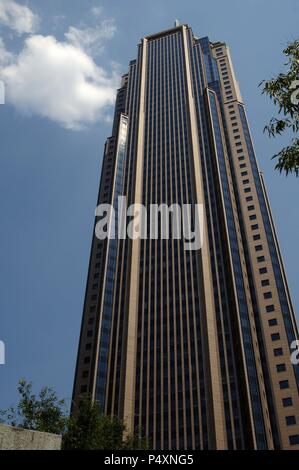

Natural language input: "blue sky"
[0,0,298,411]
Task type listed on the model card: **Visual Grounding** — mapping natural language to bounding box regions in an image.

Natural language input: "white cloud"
[0,34,119,129]
[65,18,116,56]
[0,0,39,34]
[0,4,119,129]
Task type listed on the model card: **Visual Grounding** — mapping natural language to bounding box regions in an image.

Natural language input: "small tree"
[0,379,67,435]
[123,426,149,451]
[63,396,149,450]
[63,397,124,450]
[260,39,299,176]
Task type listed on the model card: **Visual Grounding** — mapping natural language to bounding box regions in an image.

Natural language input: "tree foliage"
[0,380,149,450]
[0,379,67,435]
[260,39,299,176]
[63,396,149,450]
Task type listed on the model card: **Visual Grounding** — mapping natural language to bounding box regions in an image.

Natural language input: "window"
[266,305,275,312]
[264,292,273,299]
[286,416,296,426]
[251,224,259,230]
[246,195,253,201]
[253,234,261,241]
[257,256,265,262]
[241,163,247,169]
[244,187,251,193]
[243,179,250,184]
[279,380,289,389]
[82,371,89,378]
[268,319,278,327]
[250,215,257,221]
[80,385,88,393]
[259,267,267,274]
[87,330,93,338]
[242,171,249,177]
[276,364,286,373]
[282,397,293,407]
[289,435,299,446]
[255,245,263,251]
[84,356,91,364]
[261,279,270,286]
[274,348,283,357]
[271,333,280,341]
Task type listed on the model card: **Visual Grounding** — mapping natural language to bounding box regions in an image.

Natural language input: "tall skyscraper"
[72,24,299,450]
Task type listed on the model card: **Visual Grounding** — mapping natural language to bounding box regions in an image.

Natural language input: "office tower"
[72,23,299,450]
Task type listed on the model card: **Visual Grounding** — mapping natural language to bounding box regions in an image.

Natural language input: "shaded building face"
[73,24,299,450]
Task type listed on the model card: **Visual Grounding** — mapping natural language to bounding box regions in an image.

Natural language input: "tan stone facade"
[72,25,299,450]
[211,42,299,449]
